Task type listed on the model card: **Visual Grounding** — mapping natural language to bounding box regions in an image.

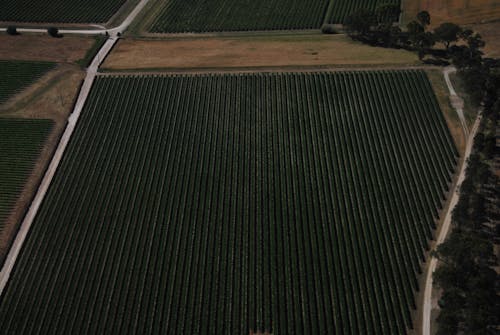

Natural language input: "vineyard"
[0,61,55,105]
[0,118,53,232]
[0,71,457,334]
[0,0,126,23]
[328,0,401,24]
[149,0,328,32]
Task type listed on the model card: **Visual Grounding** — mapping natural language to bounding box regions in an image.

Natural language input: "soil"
[0,34,95,63]
[468,21,500,58]
[402,0,500,26]
[0,65,85,263]
[102,34,419,70]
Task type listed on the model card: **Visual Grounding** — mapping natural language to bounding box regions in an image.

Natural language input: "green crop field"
[0,61,55,105]
[0,0,126,23]
[0,71,457,334]
[0,118,53,232]
[149,0,328,32]
[328,0,401,24]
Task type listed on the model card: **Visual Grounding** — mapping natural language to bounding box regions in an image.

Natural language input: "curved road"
[421,67,482,335]
[0,0,151,295]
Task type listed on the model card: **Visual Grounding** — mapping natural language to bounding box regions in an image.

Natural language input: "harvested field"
[469,21,500,58]
[402,0,500,25]
[103,35,419,70]
[0,34,97,63]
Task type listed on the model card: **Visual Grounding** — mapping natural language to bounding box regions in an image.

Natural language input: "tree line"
[342,6,500,334]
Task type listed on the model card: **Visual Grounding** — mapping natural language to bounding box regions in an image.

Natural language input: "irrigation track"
[421,67,482,335]
[0,0,151,296]
[0,0,151,36]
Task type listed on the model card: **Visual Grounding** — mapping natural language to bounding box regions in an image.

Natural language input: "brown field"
[0,64,84,264]
[403,0,500,25]
[0,34,95,63]
[469,21,500,57]
[102,34,419,71]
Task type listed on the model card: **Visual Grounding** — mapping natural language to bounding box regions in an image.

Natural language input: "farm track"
[0,71,457,334]
[421,67,482,335]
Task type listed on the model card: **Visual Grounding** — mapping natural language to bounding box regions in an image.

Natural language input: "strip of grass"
[76,35,107,68]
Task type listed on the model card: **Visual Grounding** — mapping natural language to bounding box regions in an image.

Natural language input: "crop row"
[0,118,53,232]
[0,0,126,23]
[149,0,328,32]
[0,71,457,334]
[0,61,55,105]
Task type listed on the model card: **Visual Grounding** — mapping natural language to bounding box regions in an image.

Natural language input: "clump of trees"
[47,27,62,38]
[6,26,19,35]
[432,84,499,334]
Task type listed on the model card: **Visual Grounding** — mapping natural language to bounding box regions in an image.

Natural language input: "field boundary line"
[422,74,482,335]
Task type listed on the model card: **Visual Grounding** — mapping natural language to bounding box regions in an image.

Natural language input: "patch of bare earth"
[0,65,85,264]
[469,21,500,58]
[402,0,500,26]
[0,34,95,63]
[102,34,419,70]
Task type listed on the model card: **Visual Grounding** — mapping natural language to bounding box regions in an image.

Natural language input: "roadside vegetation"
[76,35,108,68]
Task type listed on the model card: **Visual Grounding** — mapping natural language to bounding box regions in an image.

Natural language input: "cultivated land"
[328,0,400,24]
[402,0,500,25]
[0,71,457,334]
[0,0,126,24]
[0,62,85,264]
[102,34,419,71]
[149,0,327,32]
[0,61,55,104]
[0,119,53,233]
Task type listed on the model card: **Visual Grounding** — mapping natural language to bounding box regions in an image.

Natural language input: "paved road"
[0,0,150,296]
[0,0,151,36]
[421,67,482,335]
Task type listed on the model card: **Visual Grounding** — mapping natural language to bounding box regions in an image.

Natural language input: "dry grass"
[402,0,500,26]
[469,21,500,58]
[0,34,96,63]
[0,65,84,263]
[102,34,419,70]
[426,69,466,155]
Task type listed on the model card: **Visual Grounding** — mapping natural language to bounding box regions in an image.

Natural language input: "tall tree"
[434,22,462,50]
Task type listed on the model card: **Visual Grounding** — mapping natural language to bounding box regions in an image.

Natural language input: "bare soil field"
[0,34,95,63]
[0,64,84,264]
[469,21,500,58]
[103,34,419,70]
[402,0,500,25]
